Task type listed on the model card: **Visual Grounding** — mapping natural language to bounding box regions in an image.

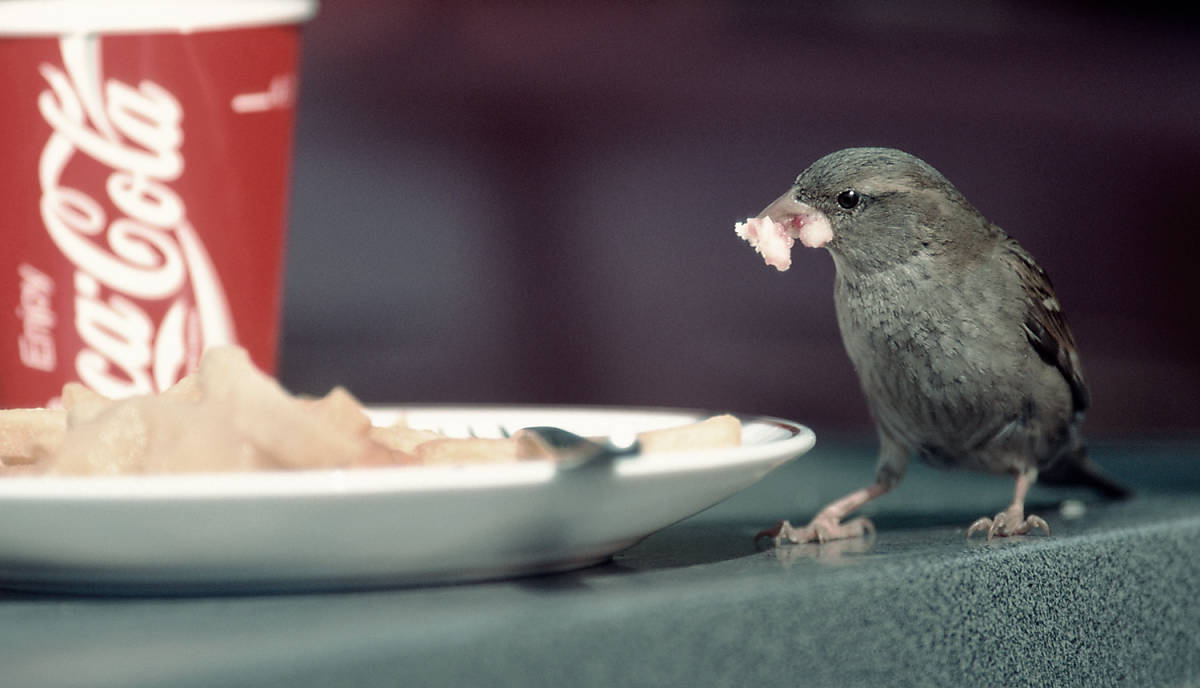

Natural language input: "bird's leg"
[966,468,1050,540]
[757,434,906,546]
[756,482,890,545]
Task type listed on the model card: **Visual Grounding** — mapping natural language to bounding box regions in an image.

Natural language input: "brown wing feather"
[1000,239,1089,414]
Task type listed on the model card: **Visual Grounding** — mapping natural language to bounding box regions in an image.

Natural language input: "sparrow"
[735,147,1128,542]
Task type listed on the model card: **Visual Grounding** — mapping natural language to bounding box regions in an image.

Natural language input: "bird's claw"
[966,510,1050,540]
[755,516,875,546]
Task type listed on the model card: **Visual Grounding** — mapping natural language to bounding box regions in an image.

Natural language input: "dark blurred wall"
[278,0,1200,437]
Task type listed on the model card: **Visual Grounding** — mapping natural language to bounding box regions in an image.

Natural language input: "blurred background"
[277,0,1200,439]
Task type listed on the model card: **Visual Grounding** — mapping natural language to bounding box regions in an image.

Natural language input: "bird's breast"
[833,262,1034,455]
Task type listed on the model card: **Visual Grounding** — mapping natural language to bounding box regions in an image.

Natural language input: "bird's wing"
[1000,239,1089,413]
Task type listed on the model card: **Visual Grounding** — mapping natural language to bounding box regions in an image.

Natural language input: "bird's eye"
[836,189,860,210]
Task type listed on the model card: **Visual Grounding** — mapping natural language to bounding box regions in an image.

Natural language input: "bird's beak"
[757,192,834,249]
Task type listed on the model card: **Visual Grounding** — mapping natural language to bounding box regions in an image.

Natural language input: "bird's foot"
[966,506,1050,540]
[755,514,875,546]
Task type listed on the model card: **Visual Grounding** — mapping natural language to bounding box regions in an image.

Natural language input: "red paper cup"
[0,0,317,407]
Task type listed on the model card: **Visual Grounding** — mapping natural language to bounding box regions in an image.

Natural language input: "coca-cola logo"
[36,35,234,399]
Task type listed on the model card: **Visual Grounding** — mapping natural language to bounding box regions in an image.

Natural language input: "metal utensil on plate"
[511,426,641,471]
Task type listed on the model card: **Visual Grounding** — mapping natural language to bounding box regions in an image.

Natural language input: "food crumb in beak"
[735,216,794,271]
[796,212,833,249]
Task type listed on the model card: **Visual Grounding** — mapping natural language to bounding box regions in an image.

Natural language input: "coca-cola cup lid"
[0,0,317,35]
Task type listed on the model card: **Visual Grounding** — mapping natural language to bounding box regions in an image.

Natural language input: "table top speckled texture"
[1,440,1197,688]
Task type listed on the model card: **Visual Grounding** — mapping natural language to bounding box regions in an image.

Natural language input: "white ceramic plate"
[0,406,814,593]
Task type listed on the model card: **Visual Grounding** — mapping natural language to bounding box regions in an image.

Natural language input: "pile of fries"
[0,347,741,476]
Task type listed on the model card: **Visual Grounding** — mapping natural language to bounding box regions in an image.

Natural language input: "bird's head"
[752,147,987,275]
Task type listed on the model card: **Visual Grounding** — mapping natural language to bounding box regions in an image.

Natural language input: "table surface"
[2,439,1198,688]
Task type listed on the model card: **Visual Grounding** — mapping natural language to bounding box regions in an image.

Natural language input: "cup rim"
[0,0,317,36]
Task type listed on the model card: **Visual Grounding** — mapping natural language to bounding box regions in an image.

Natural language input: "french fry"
[414,437,528,465]
[61,382,113,427]
[49,402,151,475]
[0,408,66,467]
[349,445,421,468]
[194,347,375,471]
[369,424,446,454]
[636,414,742,454]
[162,371,201,401]
[302,386,373,437]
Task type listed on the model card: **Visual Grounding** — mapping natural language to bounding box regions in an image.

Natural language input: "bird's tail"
[1039,448,1131,499]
